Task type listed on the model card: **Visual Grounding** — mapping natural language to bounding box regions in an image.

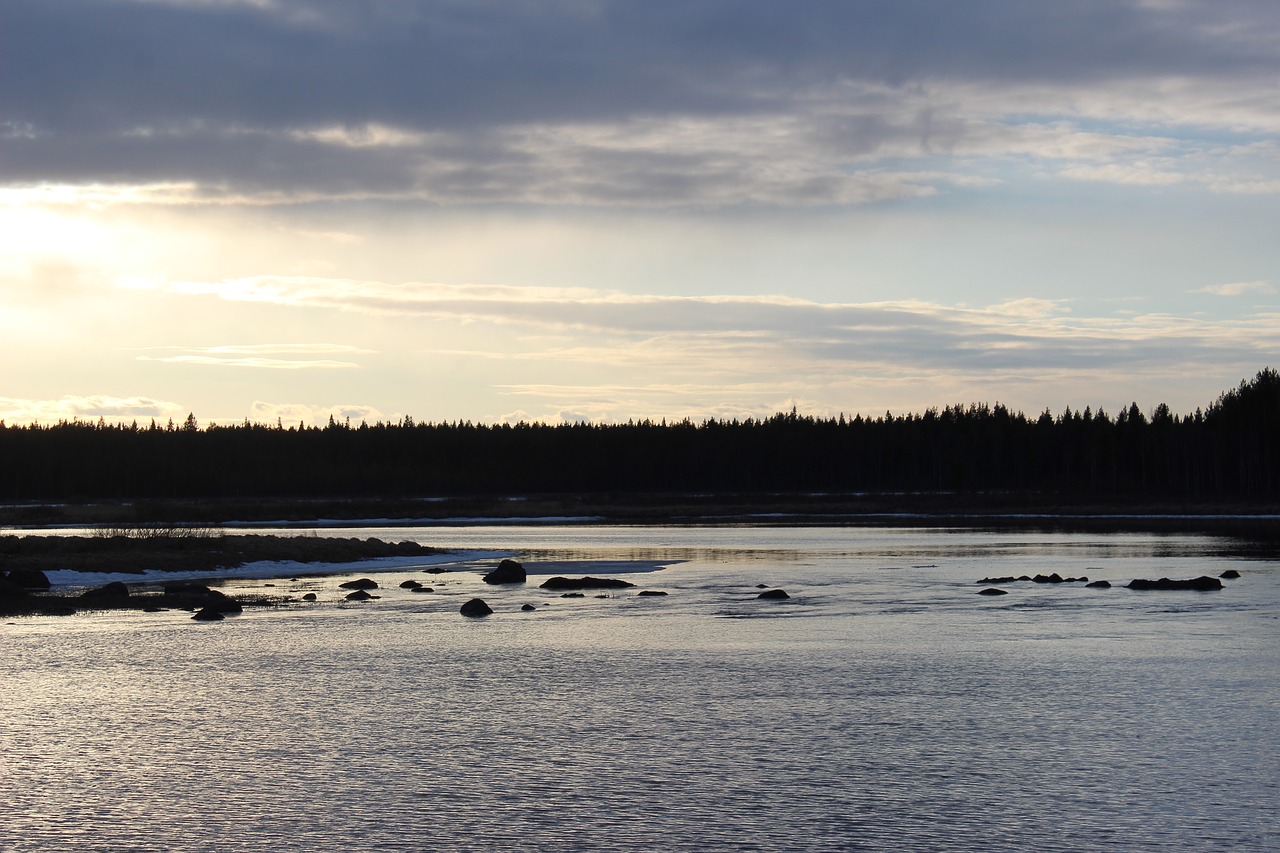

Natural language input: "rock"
[400,579,422,589]
[192,607,225,621]
[344,589,376,601]
[7,569,51,590]
[410,586,433,593]
[424,567,452,574]
[81,581,130,600]
[637,590,668,596]
[560,592,586,598]
[1032,573,1065,584]
[1086,580,1112,588]
[539,576,636,591]
[142,606,166,613]
[460,598,493,617]
[757,588,790,599]
[339,578,379,590]
[520,603,537,611]
[1127,576,1223,591]
[1220,570,1241,579]
[977,588,1008,596]
[302,592,318,601]
[755,584,769,589]
[483,559,527,585]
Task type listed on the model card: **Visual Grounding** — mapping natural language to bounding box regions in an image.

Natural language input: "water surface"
[3,526,1277,851]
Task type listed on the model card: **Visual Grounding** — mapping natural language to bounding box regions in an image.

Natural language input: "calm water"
[3,525,1278,852]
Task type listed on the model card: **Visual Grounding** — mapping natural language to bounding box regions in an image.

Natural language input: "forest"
[1,370,1276,503]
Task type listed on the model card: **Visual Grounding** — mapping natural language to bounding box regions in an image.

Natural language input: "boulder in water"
[460,598,493,617]
[192,607,224,621]
[1220,570,1241,580]
[637,590,668,596]
[977,587,1008,596]
[1086,580,1112,588]
[757,588,790,600]
[339,578,379,590]
[7,569,51,590]
[344,589,377,601]
[483,559,527,585]
[399,579,422,589]
[81,581,130,600]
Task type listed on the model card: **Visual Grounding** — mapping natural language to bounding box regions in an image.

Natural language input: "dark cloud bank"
[3,0,1277,202]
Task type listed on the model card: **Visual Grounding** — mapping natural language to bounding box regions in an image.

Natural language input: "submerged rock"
[344,589,377,601]
[410,586,433,593]
[539,576,636,591]
[560,592,586,598]
[339,578,379,590]
[1220,570,1241,580]
[192,607,225,621]
[1127,576,1223,591]
[302,592,318,601]
[637,590,668,596]
[521,603,537,611]
[977,587,1008,596]
[399,579,422,589]
[483,559,527,585]
[460,598,493,617]
[757,588,790,600]
[1086,580,1112,588]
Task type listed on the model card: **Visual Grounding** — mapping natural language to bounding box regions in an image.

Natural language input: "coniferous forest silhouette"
[2,370,1276,504]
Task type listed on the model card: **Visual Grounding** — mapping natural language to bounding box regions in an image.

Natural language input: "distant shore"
[3,493,1279,541]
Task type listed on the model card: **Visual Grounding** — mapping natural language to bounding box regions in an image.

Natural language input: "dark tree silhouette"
[1,370,1276,502]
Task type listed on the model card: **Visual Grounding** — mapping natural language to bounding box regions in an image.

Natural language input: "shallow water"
[3,526,1278,851]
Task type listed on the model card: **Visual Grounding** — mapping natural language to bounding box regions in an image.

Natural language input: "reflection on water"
[3,526,1278,852]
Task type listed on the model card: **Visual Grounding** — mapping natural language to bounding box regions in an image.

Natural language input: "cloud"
[137,355,360,369]
[0,394,187,424]
[129,343,370,369]
[247,400,392,427]
[3,1,1278,207]
[140,274,1280,389]
[1195,280,1275,296]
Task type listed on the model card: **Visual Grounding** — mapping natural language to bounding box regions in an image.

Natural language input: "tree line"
[1,369,1276,501]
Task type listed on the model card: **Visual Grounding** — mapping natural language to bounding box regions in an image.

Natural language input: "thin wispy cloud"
[1195,280,1275,297]
[138,274,1280,381]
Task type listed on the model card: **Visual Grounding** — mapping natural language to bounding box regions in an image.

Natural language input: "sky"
[2,0,1278,427]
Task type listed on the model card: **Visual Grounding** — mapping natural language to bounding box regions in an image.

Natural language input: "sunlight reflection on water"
[3,526,1278,851]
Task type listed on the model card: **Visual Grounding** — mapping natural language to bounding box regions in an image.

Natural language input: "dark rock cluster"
[1127,576,1223,591]
[978,573,1089,585]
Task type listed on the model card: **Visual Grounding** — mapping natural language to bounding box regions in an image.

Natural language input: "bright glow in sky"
[2,0,1277,425]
